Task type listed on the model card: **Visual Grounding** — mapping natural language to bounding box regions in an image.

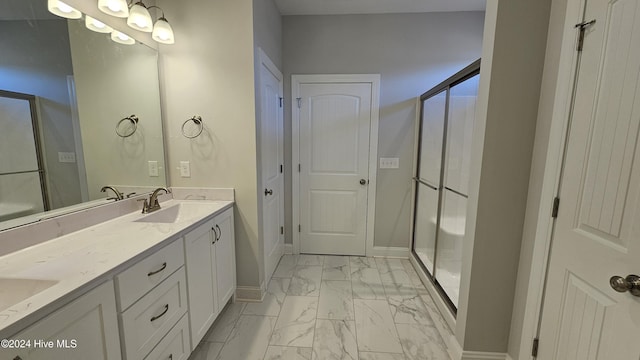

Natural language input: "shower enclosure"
[0,90,48,222]
[412,60,480,313]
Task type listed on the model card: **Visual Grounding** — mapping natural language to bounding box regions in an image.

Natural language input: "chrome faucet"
[101,186,124,201]
[140,187,171,214]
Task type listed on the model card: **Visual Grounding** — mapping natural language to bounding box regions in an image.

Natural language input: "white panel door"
[298,82,372,255]
[539,0,640,358]
[259,53,284,283]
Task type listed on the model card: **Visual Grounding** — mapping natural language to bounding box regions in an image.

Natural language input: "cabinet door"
[183,219,217,350]
[2,281,121,360]
[213,207,235,307]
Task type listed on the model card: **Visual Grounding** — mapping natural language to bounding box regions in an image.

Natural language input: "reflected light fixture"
[98,0,129,18]
[111,31,135,45]
[151,16,175,44]
[127,2,153,32]
[85,15,113,33]
[47,0,81,19]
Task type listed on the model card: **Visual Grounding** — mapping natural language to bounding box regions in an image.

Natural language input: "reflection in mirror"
[0,0,166,229]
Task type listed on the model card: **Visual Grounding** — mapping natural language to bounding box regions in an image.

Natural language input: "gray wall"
[0,20,82,210]
[507,0,569,357]
[455,0,552,353]
[282,12,485,248]
[157,0,262,291]
[254,0,282,68]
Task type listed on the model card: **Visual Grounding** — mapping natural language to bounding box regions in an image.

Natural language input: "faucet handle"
[137,198,149,213]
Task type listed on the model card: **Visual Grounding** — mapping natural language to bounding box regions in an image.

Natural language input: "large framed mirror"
[0,0,167,230]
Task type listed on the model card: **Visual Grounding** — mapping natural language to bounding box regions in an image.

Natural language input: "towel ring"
[182,115,204,138]
[116,115,139,138]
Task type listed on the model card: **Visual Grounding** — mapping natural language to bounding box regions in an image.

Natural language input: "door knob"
[265,188,273,196]
[359,179,367,185]
[609,275,640,296]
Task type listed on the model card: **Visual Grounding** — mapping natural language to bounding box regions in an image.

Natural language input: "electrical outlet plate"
[379,157,399,169]
[58,152,76,163]
[180,161,191,178]
[148,161,159,177]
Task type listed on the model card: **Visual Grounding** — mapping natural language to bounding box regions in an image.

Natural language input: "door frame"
[514,0,589,358]
[257,47,284,286]
[291,74,380,256]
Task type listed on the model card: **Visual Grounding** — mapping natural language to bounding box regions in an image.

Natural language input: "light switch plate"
[58,152,76,163]
[180,161,191,178]
[379,157,399,169]
[148,161,159,177]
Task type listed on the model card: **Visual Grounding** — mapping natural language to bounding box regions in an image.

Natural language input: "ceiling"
[274,0,486,16]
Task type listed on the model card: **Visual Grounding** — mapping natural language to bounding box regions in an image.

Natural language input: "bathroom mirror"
[0,0,167,230]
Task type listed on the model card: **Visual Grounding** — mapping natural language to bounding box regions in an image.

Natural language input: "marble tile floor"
[188,255,451,360]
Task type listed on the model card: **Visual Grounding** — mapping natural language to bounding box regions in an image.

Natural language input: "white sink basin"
[134,202,219,224]
[0,278,58,312]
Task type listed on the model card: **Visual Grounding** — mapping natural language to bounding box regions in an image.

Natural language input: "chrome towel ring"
[116,115,139,138]
[182,115,203,138]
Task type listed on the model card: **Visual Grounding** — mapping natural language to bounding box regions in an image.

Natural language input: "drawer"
[116,238,184,310]
[121,267,188,360]
[144,313,190,360]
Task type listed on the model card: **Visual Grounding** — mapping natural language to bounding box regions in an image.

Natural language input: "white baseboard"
[460,351,510,360]
[370,246,409,258]
[284,243,293,254]
[235,286,264,302]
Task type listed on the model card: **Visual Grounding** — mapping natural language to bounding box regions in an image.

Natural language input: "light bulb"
[111,31,135,45]
[108,2,121,12]
[47,0,81,19]
[57,2,72,13]
[152,17,175,44]
[127,2,153,33]
[98,0,129,18]
[85,15,113,34]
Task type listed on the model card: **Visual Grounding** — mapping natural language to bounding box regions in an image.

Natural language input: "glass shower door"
[413,91,446,274]
[411,60,480,314]
[0,91,47,222]
[435,73,480,308]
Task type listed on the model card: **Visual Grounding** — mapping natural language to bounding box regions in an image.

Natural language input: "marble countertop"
[0,199,233,339]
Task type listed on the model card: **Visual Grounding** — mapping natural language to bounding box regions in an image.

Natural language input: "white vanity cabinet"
[184,207,235,350]
[3,280,121,360]
[115,239,188,360]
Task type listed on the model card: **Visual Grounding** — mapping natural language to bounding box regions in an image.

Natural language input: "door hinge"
[298,224,301,232]
[280,164,283,173]
[279,97,283,108]
[296,97,302,108]
[298,164,301,172]
[552,197,560,218]
[575,19,596,51]
[531,338,539,357]
[280,226,284,235]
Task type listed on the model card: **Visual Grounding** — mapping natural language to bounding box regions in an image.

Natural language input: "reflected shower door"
[0,91,47,221]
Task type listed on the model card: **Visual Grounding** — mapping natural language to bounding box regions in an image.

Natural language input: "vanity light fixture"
[47,0,82,19]
[98,0,129,18]
[111,30,136,45]
[127,2,153,32]
[85,15,114,33]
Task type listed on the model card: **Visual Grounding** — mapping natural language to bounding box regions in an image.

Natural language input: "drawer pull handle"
[150,304,169,322]
[216,225,221,241]
[148,262,167,277]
